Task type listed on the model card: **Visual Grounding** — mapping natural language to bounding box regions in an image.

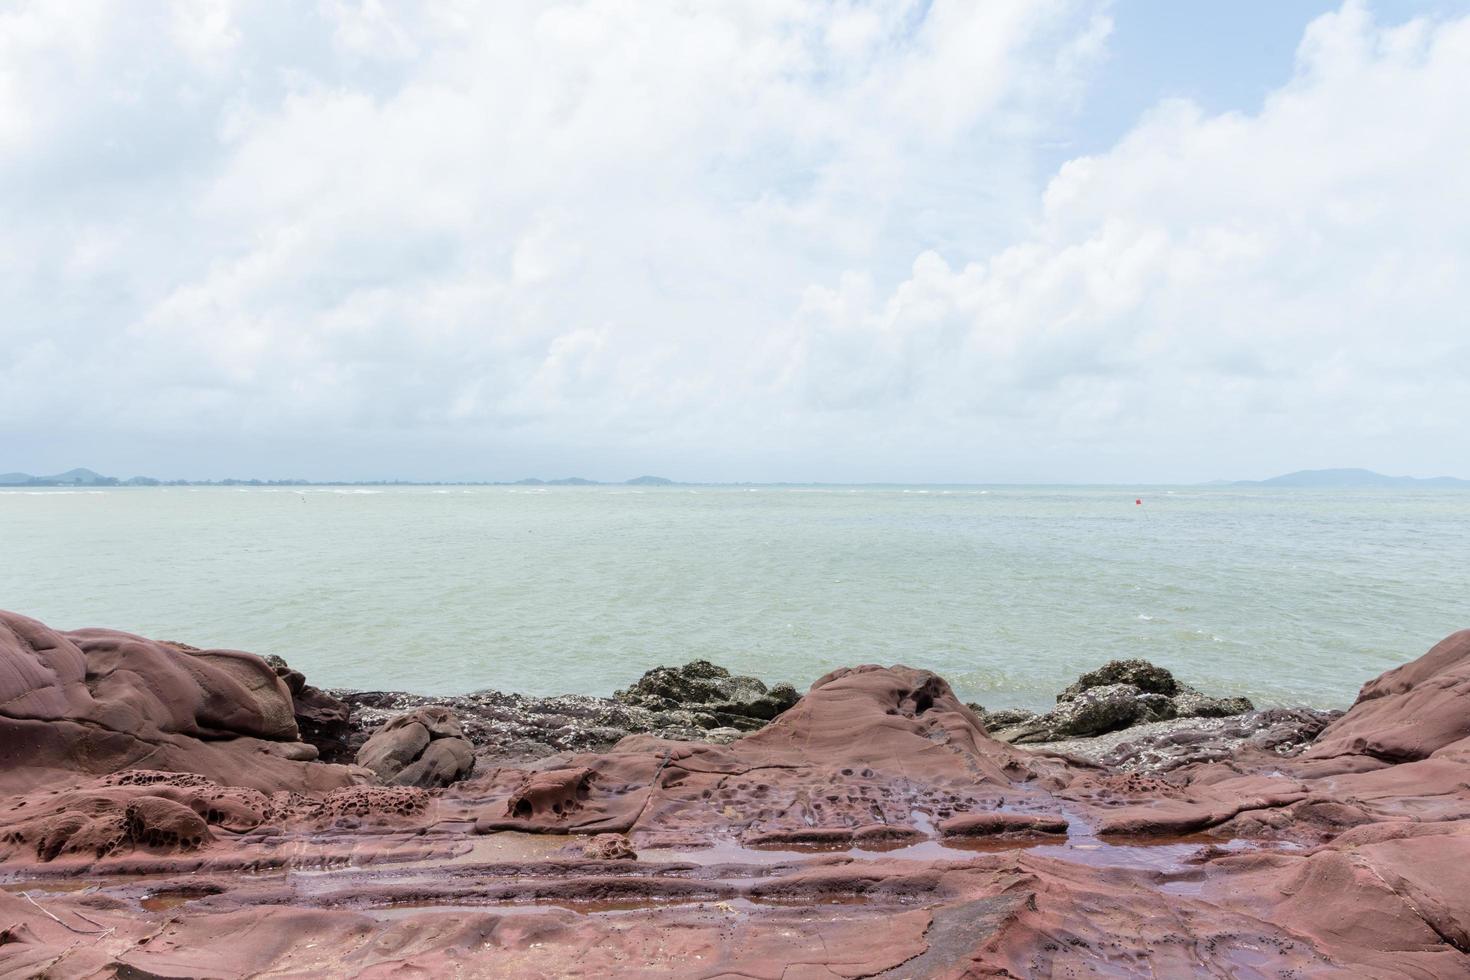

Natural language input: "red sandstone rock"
[1308,628,1470,762]
[2,611,1470,977]
[0,610,363,794]
[355,706,475,788]
[582,833,637,860]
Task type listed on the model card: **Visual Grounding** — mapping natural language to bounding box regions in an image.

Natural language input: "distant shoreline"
[2,466,1467,489]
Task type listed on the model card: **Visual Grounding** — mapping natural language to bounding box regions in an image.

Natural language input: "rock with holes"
[356,707,475,788]
[504,767,595,822]
[186,791,272,832]
[124,796,212,852]
[3,811,128,862]
[310,786,431,823]
[583,833,637,860]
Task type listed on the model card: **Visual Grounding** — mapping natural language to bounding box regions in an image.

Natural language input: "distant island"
[0,468,682,488]
[4,466,1466,489]
[1232,468,1470,488]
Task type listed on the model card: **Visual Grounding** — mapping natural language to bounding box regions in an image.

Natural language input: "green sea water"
[1,484,1465,711]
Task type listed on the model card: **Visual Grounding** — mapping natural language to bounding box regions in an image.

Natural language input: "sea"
[2,484,1466,712]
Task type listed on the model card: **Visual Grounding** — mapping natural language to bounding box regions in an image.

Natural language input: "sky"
[3,0,1469,484]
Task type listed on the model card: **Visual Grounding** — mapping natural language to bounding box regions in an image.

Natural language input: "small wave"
[1136,614,1155,621]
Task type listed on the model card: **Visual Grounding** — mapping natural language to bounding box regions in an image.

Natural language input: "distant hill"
[0,467,119,486]
[1237,468,1470,488]
[625,475,675,485]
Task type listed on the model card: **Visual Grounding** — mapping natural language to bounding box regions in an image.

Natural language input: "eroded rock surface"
[0,610,362,795]
[3,611,1469,979]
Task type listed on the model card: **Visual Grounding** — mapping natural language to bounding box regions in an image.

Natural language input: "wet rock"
[938,812,1068,837]
[356,706,475,788]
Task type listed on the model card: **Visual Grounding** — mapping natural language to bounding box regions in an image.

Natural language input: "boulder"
[1057,659,1179,701]
[355,706,475,788]
[1052,683,1167,736]
[614,660,798,730]
[394,738,475,789]
[989,659,1254,745]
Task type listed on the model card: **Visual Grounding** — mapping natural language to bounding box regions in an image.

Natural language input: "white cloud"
[0,0,1467,481]
[781,1,1470,479]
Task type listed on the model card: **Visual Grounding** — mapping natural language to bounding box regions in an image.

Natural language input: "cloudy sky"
[3,0,1468,483]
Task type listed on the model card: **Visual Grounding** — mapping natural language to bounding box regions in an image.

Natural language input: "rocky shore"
[2,608,1468,977]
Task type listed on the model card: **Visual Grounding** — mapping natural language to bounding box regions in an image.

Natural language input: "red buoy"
[1135,499,1142,505]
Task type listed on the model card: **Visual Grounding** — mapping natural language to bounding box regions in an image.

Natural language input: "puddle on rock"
[639,804,1294,878]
